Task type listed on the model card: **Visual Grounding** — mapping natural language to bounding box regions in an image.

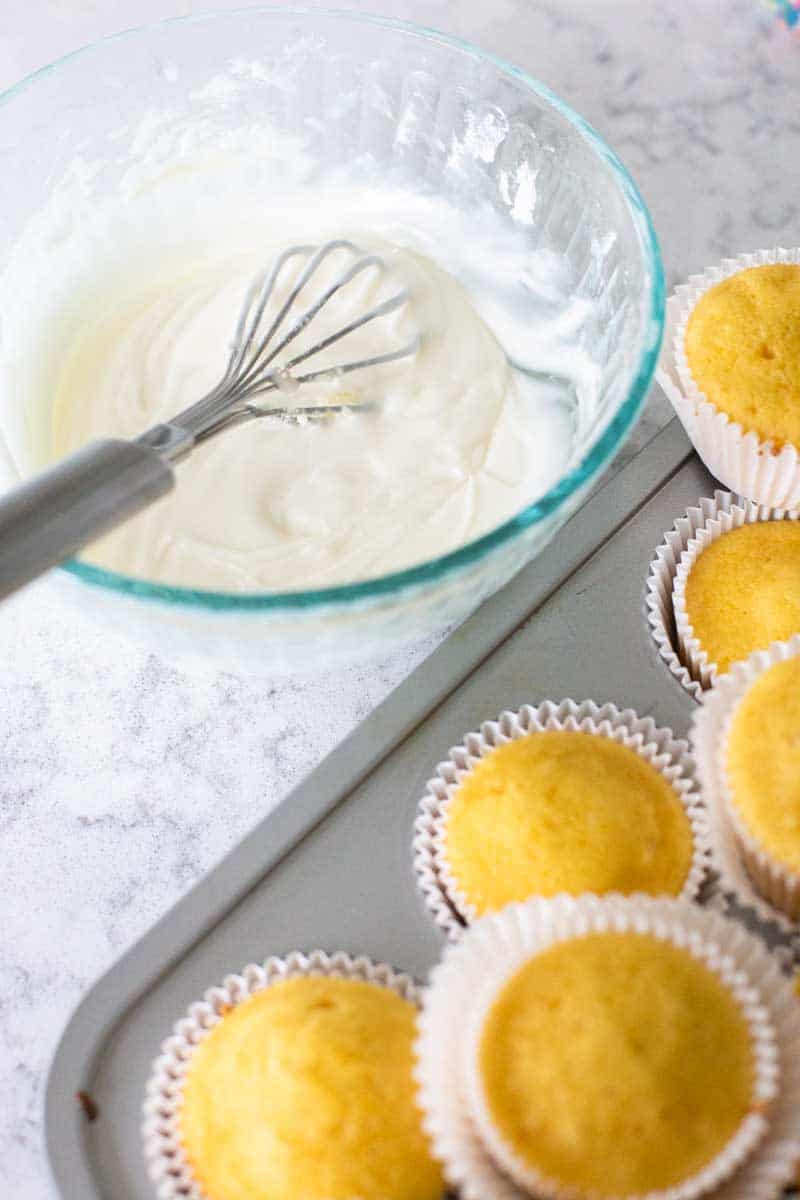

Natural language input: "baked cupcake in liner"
[416,894,799,1200]
[671,493,800,688]
[691,635,800,932]
[142,950,425,1200]
[658,247,800,508]
[413,699,709,940]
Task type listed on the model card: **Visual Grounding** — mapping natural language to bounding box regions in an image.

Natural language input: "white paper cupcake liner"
[645,491,738,702]
[416,894,799,1200]
[657,247,800,508]
[413,699,709,940]
[691,635,800,934]
[671,495,800,688]
[142,950,421,1200]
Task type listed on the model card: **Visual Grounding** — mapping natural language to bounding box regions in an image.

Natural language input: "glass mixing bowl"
[0,9,663,671]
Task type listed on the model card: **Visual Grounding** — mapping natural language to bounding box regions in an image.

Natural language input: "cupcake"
[416,896,798,1200]
[471,932,763,1198]
[697,639,800,923]
[684,263,800,451]
[658,248,800,508]
[725,656,800,899]
[143,951,443,1200]
[690,635,800,930]
[414,701,707,939]
[673,507,800,685]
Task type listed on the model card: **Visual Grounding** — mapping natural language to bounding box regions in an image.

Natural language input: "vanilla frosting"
[48,221,577,592]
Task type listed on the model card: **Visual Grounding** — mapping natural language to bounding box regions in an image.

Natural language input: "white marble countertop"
[2,2,799,1196]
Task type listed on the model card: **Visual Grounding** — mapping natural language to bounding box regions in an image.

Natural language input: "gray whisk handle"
[0,439,174,600]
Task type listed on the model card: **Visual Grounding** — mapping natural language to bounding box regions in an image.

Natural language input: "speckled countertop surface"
[2,2,799,1195]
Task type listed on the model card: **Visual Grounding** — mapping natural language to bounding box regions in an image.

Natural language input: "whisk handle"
[0,438,174,600]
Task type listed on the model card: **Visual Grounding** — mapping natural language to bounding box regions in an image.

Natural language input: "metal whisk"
[0,240,418,600]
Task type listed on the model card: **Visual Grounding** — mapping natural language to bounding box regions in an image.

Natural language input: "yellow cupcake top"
[477,932,756,1197]
[684,521,800,674]
[685,263,800,448]
[443,730,693,914]
[179,975,443,1200]
[727,655,800,872]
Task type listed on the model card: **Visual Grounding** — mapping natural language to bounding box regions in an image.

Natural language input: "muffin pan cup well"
[691,635,800,935]
[659,247,800,508]
[413,698,709,940]
[416,895,795,1200]
[142,951,420,1200]
[45,424,800,1200]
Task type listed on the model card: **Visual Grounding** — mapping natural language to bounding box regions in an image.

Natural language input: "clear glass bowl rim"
[0,4,665,614]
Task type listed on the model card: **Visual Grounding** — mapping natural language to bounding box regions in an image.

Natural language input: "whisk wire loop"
[167,240,417,443]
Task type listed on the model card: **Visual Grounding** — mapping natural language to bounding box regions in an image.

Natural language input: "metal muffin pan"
[45,418,793,1199]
